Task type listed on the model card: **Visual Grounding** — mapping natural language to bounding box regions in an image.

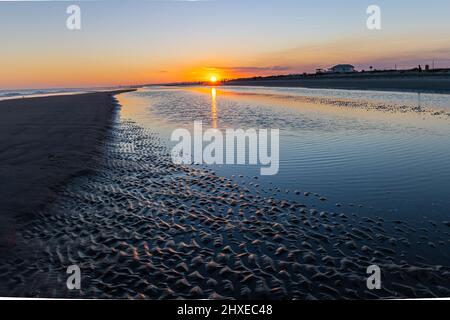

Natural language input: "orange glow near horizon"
[2,32,450,89]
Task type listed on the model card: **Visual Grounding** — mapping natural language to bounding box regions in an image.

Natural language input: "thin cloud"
[206,66,292,73]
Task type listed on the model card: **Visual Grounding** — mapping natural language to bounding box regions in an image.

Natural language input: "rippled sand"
[0,107,449,299]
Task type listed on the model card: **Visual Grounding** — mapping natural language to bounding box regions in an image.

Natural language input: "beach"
[2,0,450,304]
[0,86,448,299]
[0,90,134,253]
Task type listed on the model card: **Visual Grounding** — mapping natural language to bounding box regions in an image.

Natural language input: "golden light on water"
[211,88,217,128]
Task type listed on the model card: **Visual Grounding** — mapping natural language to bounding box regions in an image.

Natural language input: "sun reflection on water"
[211,87,218,128]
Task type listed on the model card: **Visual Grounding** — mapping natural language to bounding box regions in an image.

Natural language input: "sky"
[1,0,450,89]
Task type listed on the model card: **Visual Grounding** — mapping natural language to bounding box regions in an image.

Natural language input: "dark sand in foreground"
[0,90,134,252]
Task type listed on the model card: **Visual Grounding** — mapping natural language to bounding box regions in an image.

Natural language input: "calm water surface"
[116,86,450,222]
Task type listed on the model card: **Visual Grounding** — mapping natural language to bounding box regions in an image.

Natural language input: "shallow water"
[1,87,449,299]
[117,86,450,221]
[0,88,116,101]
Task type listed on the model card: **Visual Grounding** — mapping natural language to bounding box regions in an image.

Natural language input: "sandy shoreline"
[1,120,447,299]
[0,89,134,252]
[0,88,448,299]
[224,76,450,93]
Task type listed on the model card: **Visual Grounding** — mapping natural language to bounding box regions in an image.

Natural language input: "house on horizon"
[328,64,356,73]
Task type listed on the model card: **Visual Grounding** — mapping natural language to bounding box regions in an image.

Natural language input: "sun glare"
[210,76,217,83]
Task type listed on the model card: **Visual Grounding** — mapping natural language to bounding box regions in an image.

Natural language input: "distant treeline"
[224,68,450,84]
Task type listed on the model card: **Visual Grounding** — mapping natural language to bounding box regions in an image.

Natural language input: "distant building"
[328,64,356,73]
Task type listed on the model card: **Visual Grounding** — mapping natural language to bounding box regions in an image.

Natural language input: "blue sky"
[1,0,450,88]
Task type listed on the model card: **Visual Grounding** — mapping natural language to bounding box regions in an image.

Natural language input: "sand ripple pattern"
[0,120,449,299]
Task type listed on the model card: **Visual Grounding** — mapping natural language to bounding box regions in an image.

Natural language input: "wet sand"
[225,76,450,93]
[0,119,448,299]
[0,90,135,253]
[0,90,449,299]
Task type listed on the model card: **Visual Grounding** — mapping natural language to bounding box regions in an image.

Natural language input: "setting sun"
[210,76,217,83]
